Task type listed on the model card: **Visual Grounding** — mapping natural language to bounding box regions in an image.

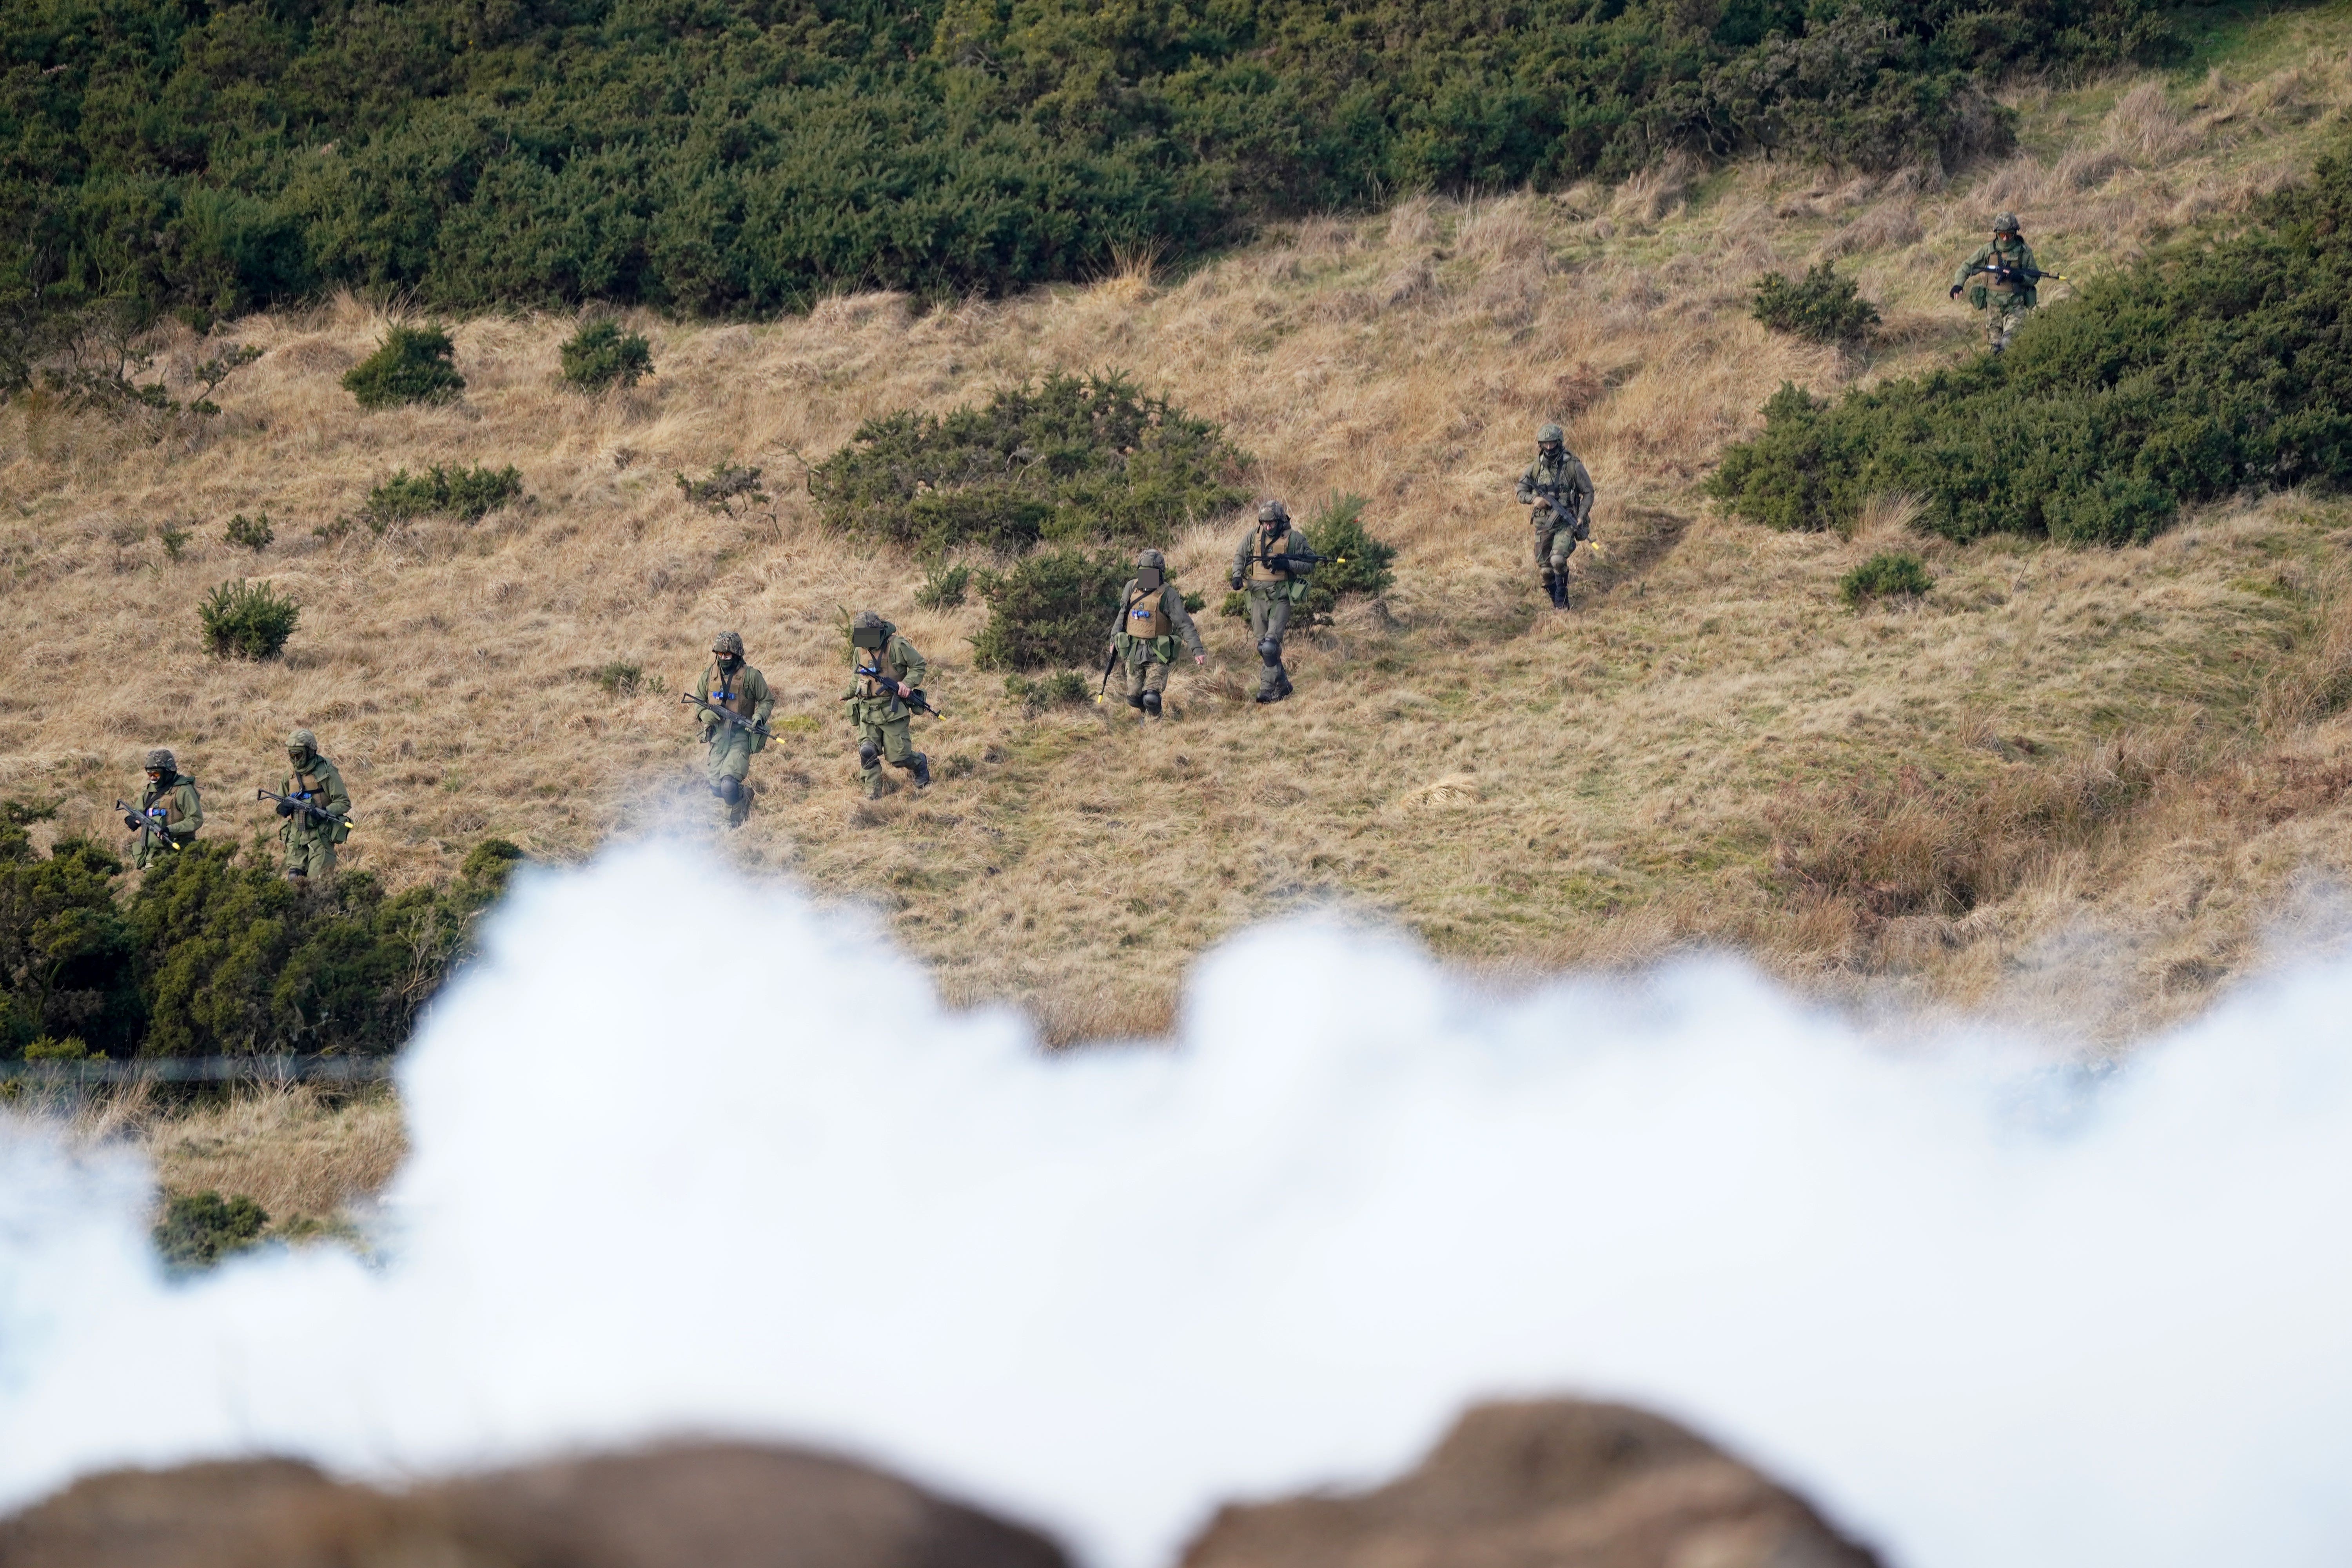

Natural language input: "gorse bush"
[1711,134,2352,545]
[0,815,520,1062]
[1839,551,1935,607]
[198,579,300,659]
[675,465,768,515]
[972,548,1131,672]
[1752,263,1881,344]
[154,1191,269,1270]
[559,320,653,393]
[364,464,523,527]
[916,561,972,610]
[1297,494,1399,629]
[341,327,465,409]
[224,512,273,552]
[812,373,1249,554]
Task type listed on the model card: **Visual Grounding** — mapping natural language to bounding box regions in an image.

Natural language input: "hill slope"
[7,3,2352,1047]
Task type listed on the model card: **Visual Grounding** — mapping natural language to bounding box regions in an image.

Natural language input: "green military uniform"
[128,748,202,869]
[1952,216,2041,354]
[276,729,350,880]
[845,611,931,796]
[1517,425,1595,610]
[1231,501,1312,703]
[1110,548,1206,718]
[694,631,773,829]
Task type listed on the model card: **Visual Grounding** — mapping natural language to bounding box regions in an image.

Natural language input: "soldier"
[845,610,931,797]
[123,748,202,868]
[1950,212,2042,355]
[274,728,350,880]
[1108,547,1206,719]
[1516,423,1594,610]
[694,630,773,828]
[1230,500,1313,704]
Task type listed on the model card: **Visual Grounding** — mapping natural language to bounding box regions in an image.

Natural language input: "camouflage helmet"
[710,630,744,657]
[852,610,887,632]
[1257,499,1290,525]
[1537,423,1565,445]
[1994,211,2021,234]
[144,748,176,773]
[286,728,316,753]
[1135,548,1167,571]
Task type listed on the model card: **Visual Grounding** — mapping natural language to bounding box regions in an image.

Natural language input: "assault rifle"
[681,690,775,740]
[1953,261,2070,295]
[841,668,946,720]
[1525,485,1591,540]
[116,798,181,855]
[255,788,353,829]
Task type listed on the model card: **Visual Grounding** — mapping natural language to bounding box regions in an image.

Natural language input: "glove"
[1229,572,1244,592]
[1949,285,1963,299]
[276,799,298,817]
[123,813,143,830]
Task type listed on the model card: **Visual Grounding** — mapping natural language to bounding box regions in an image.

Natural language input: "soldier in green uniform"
[1516,423,1595,610]
[845,610,931,797]
[274,728,350,880]
[693,630,773,828]
[124,748,202,868]
[1230,500,1313,704]
[1951,212,2041,354]
[1108,548,1206,719]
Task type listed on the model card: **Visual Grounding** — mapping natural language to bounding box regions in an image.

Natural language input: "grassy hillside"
[7,4,2352,1065]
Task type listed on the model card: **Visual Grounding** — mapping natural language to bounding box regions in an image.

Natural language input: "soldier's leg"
[857,719,887,797]
[287,834,334,880]
[1140,657,1170,718]
[1547,528,1577,609]
[706,731,753,826]
[1264,595,1292,697]
[1120,656,1149,711]
[1534,517,1560,601]
[882,716,928,789]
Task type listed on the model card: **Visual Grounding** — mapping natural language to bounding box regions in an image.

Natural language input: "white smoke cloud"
[4,841,2351,1567]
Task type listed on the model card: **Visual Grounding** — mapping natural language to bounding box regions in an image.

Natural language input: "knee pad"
[858,740,881,769]
[714,776,741,804]
[1127,693,1146,709]
[1258,637,1283,665]
[1141,690,1161,716]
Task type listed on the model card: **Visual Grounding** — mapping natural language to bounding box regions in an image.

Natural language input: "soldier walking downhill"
[1231,500,1313,703]
[1108,547,1206,719]
[845,610,930,797]
[694,630,773,828]
[1517,422,1594,610]
[275,728,350,880]
[1951,212,2042,355]
[124,748,202,868]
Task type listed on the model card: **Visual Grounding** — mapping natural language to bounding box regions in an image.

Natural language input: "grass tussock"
[7,13,2352,1092]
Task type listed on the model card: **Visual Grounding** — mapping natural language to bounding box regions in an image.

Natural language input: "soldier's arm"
[1168,585,1207,659]
[1110,579,1137,642]
[323,766,352,818]
[176,784,203,840]
[893,635,929,692]
[1515,463,1539,504]
[1232,530,1254,583]
[1952,245,1992,289]
[1290,528,1315,577]
[1572,461,1595,520]
[749,669,775,726]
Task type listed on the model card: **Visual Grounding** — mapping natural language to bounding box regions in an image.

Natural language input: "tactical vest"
[1986,241,2028,292]
[1127,585,1169,639]
[1256,530,1295,581]
[143,782,187,827]
[291,768,326,803]
[857,645,902,699]
[709,662,753,716]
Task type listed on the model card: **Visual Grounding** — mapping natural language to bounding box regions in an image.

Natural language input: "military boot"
[908,753,932,789]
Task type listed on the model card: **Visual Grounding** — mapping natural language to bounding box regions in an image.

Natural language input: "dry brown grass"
[9,18,2352,1098]
[58,1085,407,1225]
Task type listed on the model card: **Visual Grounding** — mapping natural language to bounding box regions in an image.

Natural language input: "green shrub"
[225,512,274,552]
[811,373,1249,554]
[198,579,301,660]
[0,821,140,1060]
[916,561,972,610]
[559,320,654,393]
[154,1190,269,1269]
[342,327,465,409]
[365,464,523,527]
[591,661,644,695]
[1839,552,1935,607]
[22,1035,96,1061]
[1296,494,1399,628]
[158,523,190,561]
[1003,670,1093,709]
[1752,263,1881,345]
[972,547,1130,671]
[1711,136,2352,546]
[675,465,768,514]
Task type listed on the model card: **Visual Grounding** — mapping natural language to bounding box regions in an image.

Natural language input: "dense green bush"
[342,327,465,409]
[1840,551,1935,606]
[559,320,654,393]
[0,814,520,1062]
[972,547,1130,671]
[1297,494,1399,628]
[365,464,524,527]
[1711,135,2352,545]
[916,561,972,610]
[224,512,273,552]
[812,373,1248,554]
[1753,263,1881,344]
[154,1190,269,1269]
[198,579,301,660]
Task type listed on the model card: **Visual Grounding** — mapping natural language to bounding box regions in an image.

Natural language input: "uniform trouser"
[1534,515,1581,581]
[1120,655,1172,703]
[705,728,755,826]
[1985,294,2029,350]
[133,831,192,869]
[856,713,917,792]
[284,831,337,878]
[1247,588,1293,698]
